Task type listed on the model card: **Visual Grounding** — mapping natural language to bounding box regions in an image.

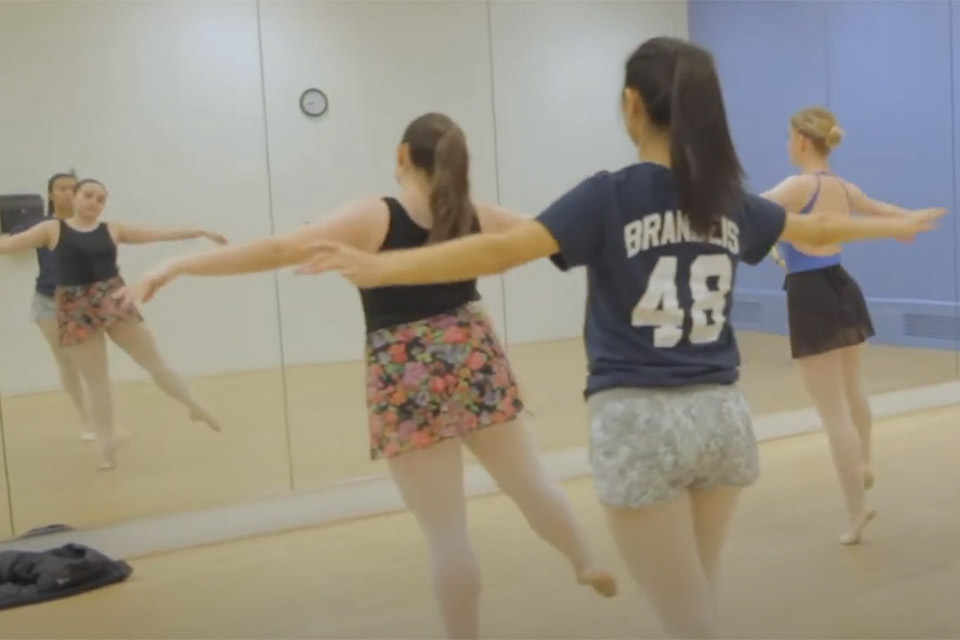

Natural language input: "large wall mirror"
[0,0,954,542]
[0,0,293,535]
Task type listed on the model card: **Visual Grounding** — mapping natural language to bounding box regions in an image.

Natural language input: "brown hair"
[400,113,476,243]
[790,106,844,154]
[46,170,77,214]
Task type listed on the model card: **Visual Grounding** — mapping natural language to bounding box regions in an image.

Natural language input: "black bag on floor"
[0,543,133,610]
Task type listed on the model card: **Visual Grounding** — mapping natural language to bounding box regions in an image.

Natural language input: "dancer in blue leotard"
[762,106,936,545]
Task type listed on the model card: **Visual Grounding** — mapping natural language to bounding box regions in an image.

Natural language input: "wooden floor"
[0,332,956,535]
[1,404,959,639]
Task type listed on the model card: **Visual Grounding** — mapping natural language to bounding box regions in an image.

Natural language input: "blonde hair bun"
[825,125,844,149]
[790,106,843,154]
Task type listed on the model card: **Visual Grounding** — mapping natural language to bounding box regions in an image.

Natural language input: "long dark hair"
[401,113,476,243]
[624,37,744,236]
[46,170,77,215]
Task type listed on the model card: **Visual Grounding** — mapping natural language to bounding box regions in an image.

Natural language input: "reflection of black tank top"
[18,215,59,296]
[55,220,119,287]
[360,197,481,332]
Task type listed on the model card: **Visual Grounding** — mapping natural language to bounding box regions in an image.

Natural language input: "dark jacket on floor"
[0,543,133,610]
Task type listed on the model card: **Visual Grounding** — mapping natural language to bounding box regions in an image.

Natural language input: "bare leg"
[689,485,741,633]
[797,351,874,544]
[106,320,220,432]
[839,345,874,489]
[605,493,722,639]
[36,317,93,440]
[463,421,615,596]
[64,333,117,470]
[388,440,480,640]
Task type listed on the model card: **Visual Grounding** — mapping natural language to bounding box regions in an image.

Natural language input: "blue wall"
[690,0,960,350]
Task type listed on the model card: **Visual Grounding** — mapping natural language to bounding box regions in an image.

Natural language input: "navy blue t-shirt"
[13,216,58,297]
[536,163,786,397]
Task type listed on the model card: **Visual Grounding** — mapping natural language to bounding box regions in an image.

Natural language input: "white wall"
[0,0,687,395]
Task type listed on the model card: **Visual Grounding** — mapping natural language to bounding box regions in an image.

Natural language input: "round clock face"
[300,88,328,117]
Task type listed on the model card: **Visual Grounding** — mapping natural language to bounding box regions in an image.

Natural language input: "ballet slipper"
[83,428,131,441]
[839,510,876,545]
[189,407,222,432]
[577,568,618,597]
[97,440,118,471]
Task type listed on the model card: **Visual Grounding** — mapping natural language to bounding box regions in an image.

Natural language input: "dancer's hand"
[114,262,179,307]
[896,207,947,243]
[295,240,387,288]
[203,231,229,246]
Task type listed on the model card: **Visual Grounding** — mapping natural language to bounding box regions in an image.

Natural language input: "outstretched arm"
[347,219,557,286]
[742,190,946,267]
[0,220,56,254]
[296,176,604,288]
[475,202,532,233]
[780,208,944,246]
[112,223,227,246]
[158,199,381,277]
[844,182,912,217]
[322,207,946,288]
[114,198,383,304]
[759,175,930,246]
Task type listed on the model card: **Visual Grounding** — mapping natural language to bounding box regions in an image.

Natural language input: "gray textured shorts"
[588,385,760,509]
[30,292,56,323]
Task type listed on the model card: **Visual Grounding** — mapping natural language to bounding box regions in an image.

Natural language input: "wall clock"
[300,88,328,117]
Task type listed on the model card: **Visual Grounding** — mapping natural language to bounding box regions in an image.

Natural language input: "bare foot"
[83,429,130,441]
[577,568,618,597]
[190,407,222,432]
[840,510,876,545]
[97,441,117,471]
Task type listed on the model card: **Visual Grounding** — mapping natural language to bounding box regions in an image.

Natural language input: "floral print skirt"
[56,276,143,347]
[365,303,524,460]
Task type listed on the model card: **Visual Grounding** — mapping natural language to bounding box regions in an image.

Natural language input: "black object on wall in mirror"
[0,194,44,234]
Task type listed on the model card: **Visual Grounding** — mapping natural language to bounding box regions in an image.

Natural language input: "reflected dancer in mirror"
[0,178,225,470]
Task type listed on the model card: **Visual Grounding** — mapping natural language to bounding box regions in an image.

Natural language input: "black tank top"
[55,220,119,287]
[360,197,480,332]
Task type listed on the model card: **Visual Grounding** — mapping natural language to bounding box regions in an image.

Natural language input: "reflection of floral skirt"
[365,303,524,460]
[56,276,143,347]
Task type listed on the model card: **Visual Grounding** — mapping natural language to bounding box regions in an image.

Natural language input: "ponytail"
[624,37,744,238]
[668,46,743,237]
[427,127,476,244]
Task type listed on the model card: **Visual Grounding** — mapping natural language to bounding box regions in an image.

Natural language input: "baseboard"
[732,288,960,351]
[4,380,959,560]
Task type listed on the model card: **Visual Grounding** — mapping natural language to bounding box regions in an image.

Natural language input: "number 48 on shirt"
[631,254,733,348]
